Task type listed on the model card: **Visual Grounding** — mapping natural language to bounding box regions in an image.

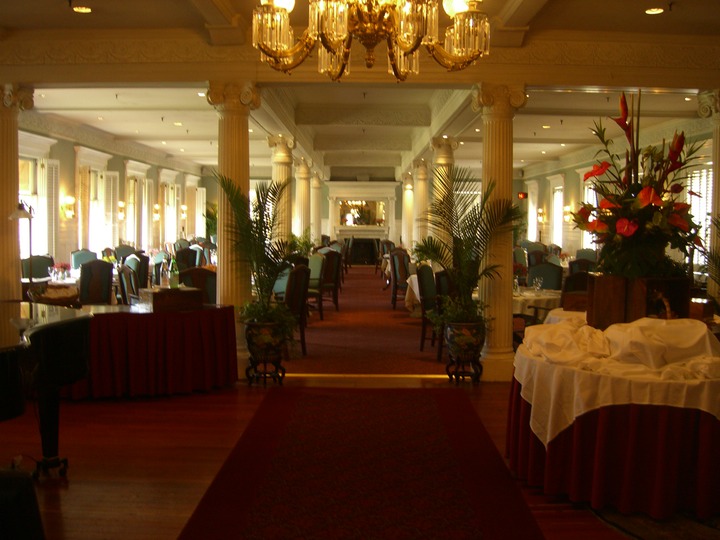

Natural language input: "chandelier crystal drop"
[252,0,489,82]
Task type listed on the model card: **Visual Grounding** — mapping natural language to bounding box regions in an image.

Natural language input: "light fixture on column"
[61,195,76,219]
[537,208,545,223]
[180,204,188,220]
[563,205,572,222]
[68,0,92,14]
[252,0,490,82]
[153,203,161,222]
[117,200,126,221]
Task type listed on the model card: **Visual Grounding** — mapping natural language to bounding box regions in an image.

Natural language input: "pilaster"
[413,159,429,242]
[401,173,414,248]
[311,171,323,242]
[294,158,311,236]
[268,135,294,240]
[698,89,720,300]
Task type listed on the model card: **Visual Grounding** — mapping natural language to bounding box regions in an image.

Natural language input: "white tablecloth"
[543,307,586,325]
[514,317,720,446]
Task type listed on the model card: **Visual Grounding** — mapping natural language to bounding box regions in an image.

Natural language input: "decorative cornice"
[2,84,33,111]
[471,83,527,114]
[698,90,720,120]
[19,110,202,175]
[207,82,260,112]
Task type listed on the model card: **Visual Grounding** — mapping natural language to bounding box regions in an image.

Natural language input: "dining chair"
[78,259,114,305]
[527,250,547,267]
[189,244,205,266]
[173,238,190,252]
[416,263,437,351]
[175,247,198,271]
[272,268,291,302]
[375,239,395,277]
[389,248,410,310]
[152,251,170,285]
[561,271,589,312]
[433,270,451,363]
[548,243,563,256]
[306,253,326,320]
[527,262,563,291]
[21,255,54,280]
[569,258,596,274]
[124,253,150,290]
[117,264,140,305]
[576,248,598,262]
[283,264,311,356]
[179,266,217,304]
[308,250,341,319]
[70,249,97,269]
[513,247,528,267]
[114,244,136,264]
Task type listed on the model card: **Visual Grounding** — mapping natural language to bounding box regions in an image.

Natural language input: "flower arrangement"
[53,262,71,272]
[572,92,704,279]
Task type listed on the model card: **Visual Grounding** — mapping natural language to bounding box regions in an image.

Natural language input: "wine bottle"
[168,257,179,289]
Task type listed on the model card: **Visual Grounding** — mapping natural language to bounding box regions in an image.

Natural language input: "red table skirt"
[62,306,238,399]
[506,378,720,519]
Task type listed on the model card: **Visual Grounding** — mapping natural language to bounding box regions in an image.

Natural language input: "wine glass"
[533,276,543,293]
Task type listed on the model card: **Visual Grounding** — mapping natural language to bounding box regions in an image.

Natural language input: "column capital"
[295,156,313,170]
[698,89,720,120]
[471,83,527,115]
[2,84,33,111]
[311,172,324,188]
[206,82,260,112]
[412,158,429,172]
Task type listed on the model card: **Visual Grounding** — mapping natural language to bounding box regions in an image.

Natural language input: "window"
[687,165,714,268]
[525,181,539,242]
[552,185,564,247]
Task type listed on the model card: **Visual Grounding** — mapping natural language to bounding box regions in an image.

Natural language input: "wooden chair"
[561,271,589,312]
[71,249,97,269]
[124,253,150,290]
[569,257,596,274]
[78,259,114,305]
[179,266,217,304]
[527,262,563,291]
[389,248,410,310]
[416,264,437,351]
[375,239,395,277]
[527,250,547,267]
[306,253,327,320]
[152,251,170,285]
[117,264,140,305]
[576,248,597,262]
[175,247,198,271]
[284,264,311,356]
[114,245,136,263]
[173,238,190,252]
[21,255,54,280]
[308,250,342,320]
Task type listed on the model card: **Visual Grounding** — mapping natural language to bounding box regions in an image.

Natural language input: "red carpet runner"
[179,387,545,539]
[293,265,448,375]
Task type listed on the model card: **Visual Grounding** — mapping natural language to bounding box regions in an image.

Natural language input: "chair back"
[114,244,136,263]
[513,247,528,267]
[124,253,149,289]
[189,244,205,266]
[390,249,410,284]
[307,253,325,289]
[78,259,114,305]
[117,264,140,305]
[416,264,436,312]
[284,264,311,324]
[527,262,563,290]
[525,242,546,253]
[21,255,54,279]
[175,247,197,271]
[548,243,563,256]
[434,269,451,297]
[152,251,170,285]
[569,257,596,274]
[273,268,291,299]
[179,267,217,304]
[71,249,97,269]
[546,254,562,266]
[576,248,597,262]
[173,238,191,252]
[321,250,342,290]
[527,250,547,267]
[561,271,589,311]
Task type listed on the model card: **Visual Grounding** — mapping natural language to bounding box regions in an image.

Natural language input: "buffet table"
[507,317,720,519]
[58,303,238,399]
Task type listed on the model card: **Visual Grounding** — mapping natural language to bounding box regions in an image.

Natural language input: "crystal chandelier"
[252,0,490,82]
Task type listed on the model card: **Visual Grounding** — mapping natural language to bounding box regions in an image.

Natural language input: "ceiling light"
[645,7,664,15]
[173,121,183,127]
[68,1,92,13]
[542,125,551,129]
[252,0,490,82]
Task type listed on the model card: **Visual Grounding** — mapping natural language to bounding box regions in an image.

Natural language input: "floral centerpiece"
[572,92,704,279]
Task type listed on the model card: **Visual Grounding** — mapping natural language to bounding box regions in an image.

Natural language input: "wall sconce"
[180,204,187,220]
[118,200,125,221]
[517,192,528,199]
[563,205,572,222]
[537,208,545,224]
[152,203,160,222]
[61,195,76,219]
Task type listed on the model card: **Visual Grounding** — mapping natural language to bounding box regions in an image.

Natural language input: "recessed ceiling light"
[248,128,254,133]
[684,97,692,102]
[645,7,664,15]
[475,128,480,133]
[560,143,566,147]
[97,116,103,120]
[542,125,551,129]
[161,141,167,145]
[197,92,206,97]
[541,151,546,155]
[173,121,183,127]
[180,148,185,152]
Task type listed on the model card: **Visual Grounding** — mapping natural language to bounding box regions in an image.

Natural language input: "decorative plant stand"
[444,322,484,385]
[244,322,287,387]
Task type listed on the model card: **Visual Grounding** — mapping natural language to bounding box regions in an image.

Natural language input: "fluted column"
[207,81,259,360]
[0,84,33,301]
[699,89,720,299]
[294,158,311,236]
[328,195,339,240]
[311,171,323,243]
[473,83,527,380]
[431,137,457,247]
[268,135,294,240]
[401,173,414,248]
[413,159,429,242]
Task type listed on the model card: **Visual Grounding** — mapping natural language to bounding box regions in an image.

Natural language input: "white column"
[207,81,259,362]
[401,173,414,249]
[295,158,311,236]
[473,83,527,381]
[699,89,720,299]
[413,159,429,242]
[268,135,294,240]
[311,171,323,244]
[0,84,33,301]
[431,137,457,247]
[328,194,339,240]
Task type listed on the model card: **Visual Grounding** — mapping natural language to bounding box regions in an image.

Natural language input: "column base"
[480,349,516,381]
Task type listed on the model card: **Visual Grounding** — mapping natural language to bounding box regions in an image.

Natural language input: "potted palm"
[215,173,296,383]
[413,166,522,381]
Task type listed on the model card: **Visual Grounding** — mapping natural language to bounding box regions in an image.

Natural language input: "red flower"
[673,202,691,214]
[615,218,639,237]
[584,161,611,181]
[637,186,663,208]
[611,93,633,142]
[667,213,690,232]
[668,131,685,163]
[669,183,684,194]
[587,220,609,233]
[599,197,621,209]
[576,206,591,222]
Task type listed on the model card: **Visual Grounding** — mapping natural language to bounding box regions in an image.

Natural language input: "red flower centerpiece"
[572,92,704,279]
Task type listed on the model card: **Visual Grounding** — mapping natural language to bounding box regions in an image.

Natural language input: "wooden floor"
[0,376,538,540]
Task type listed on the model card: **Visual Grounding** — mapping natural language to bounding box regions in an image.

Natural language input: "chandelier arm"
[256,31,317,71]
[391,33,424,56]
[424,43,483,72]
[386,36,410,83]
[324,35,354,82]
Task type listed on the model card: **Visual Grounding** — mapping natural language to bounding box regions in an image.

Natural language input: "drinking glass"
[533,276,543,292]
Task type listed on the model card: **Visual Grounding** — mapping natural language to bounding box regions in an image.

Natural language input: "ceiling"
[3,0,718,181]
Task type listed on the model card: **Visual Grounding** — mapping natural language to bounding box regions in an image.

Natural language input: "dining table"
[512,287,562,321]
[507,316,720,519]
